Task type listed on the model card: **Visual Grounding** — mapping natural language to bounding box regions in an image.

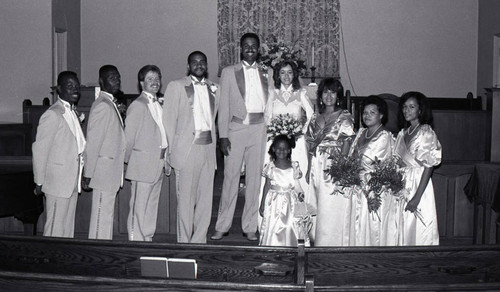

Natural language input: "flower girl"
[259,135,311,246]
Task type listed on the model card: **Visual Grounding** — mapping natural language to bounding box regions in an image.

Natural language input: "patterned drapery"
[217,0,340,78]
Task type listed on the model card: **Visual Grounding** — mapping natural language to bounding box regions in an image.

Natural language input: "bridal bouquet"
[259,35,307,76]
[324,152,362,196]
[267,113,304,141]
[365,157,405,214]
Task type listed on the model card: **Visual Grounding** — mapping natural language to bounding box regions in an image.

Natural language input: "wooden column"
[486,88,500,162]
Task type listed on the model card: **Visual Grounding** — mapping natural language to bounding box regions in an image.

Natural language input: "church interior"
[1,0,500,290]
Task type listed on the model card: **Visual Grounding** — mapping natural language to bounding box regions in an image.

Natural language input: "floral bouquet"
[324,151,362,196]
[259,35,308,76]
[267,113,304,141]
[365,157,405,214]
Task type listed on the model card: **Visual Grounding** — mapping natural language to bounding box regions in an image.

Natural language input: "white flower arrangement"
[267,113,304,141]
[259,35,308,76]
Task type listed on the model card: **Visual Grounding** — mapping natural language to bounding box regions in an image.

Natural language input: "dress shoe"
[210,231,229,240]
[242,232,258,241]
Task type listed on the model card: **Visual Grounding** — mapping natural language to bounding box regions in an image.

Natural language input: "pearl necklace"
[365,124,382,139]
[407,123,420,135]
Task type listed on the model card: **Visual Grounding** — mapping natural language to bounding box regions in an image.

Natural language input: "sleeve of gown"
[367,130,394,162]
[337,111,355,141]
[415,124,442,167]
[305,114,319,155]
[262,162,274,179]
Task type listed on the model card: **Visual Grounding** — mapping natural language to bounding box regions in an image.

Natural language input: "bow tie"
[193,80,206,86]
[243,63,258,70]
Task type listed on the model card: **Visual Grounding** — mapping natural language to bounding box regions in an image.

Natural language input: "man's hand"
[164,160,172,176]
[220,138,231,156]
[34,185,44,196]
[82,176,92,192]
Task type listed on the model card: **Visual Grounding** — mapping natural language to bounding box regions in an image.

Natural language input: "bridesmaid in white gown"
[394,91,441,245]
[263,60,314,213]
[349,96,396,246]
[305,78,355,246]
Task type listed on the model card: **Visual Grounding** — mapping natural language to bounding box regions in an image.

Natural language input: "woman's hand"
[259,201,265,217]
[405,196,421,213]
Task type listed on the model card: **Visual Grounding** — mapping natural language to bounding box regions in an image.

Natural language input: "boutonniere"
[79,112,85,123]
[208,83,218,94]
[258,63,269,77]
[74,109,85,124]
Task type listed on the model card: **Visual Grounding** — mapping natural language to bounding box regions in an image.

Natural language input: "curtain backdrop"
[217,0,340,78]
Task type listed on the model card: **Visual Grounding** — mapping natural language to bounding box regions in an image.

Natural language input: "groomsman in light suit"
[163,51,219,243]
[125,65,168,241]
[82,65,125,240]
[33,71,86,238]
[211,33,270,241]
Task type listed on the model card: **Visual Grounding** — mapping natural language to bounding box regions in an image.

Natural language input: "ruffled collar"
[275,85,300,106]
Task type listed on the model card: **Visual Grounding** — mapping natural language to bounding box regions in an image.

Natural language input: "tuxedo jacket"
[218,62,270,138]
[124,92,164,183]
[163,76,219,170]
[84,92,126,192]
[32,100,80,198]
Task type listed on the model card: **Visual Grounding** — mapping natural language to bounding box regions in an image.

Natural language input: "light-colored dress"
[306,110,355,246]
[349,128,397,246]
[394,124,442,245]
[264,86,314,210]
[259,161,310,247]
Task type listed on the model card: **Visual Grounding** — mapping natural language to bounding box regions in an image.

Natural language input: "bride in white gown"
[262,60,315,218]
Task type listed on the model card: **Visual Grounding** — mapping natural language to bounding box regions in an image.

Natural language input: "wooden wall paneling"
[433,111,490,162]
[433,163,475,242]
[0,124,32,156]
[22,99,49,142]
[117,180,131,235]
[432,170,449,238]
[74,190,93,236]
[117,175,176,237]
[453,174,475,238]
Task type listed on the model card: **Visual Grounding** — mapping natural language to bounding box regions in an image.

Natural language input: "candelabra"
[310,66,317,84]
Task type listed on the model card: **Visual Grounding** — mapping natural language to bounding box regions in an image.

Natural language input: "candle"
[311,44,315,67]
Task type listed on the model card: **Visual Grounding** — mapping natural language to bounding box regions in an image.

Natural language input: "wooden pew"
[0,235,499,291]
[0,235,302,291]
[305,245,500,291]
[0,122,43,235]
[0,157,43,235]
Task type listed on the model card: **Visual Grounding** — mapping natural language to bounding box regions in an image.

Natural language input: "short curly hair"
[268,134,296,161]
